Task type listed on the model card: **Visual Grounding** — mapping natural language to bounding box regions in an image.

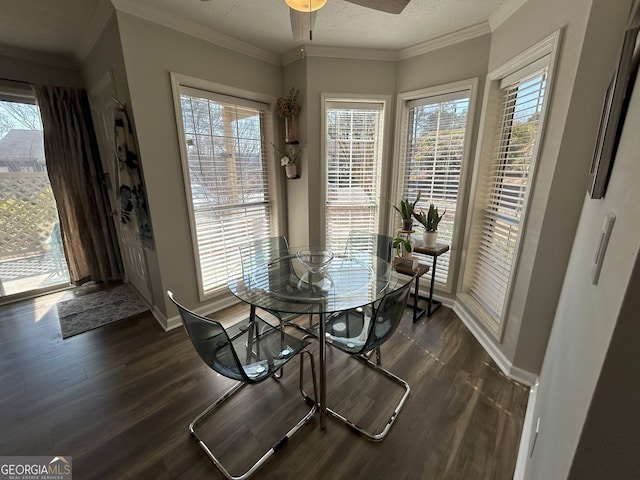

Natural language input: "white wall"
[281,59,309,248]
[396,34,491,93]
[520,47,640,479]
[82,13,129,113]
[569,254,640,478]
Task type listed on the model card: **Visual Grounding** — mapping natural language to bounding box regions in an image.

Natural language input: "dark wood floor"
[0,287,529,479]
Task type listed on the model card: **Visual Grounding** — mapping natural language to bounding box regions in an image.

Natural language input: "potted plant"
[393,192,421,231]
[273,143,302,179]
[392,236,419,269]
[392,236,413,259]
[414,203,446,248]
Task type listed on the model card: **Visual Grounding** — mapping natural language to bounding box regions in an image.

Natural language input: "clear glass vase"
[285,115,298,144]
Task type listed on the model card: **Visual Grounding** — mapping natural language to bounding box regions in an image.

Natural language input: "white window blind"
[401,90,470,285]
[178,86,273,295]
[468,65,548,322]
[325,101,384,251]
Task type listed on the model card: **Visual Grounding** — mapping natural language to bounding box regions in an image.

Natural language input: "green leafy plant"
[414,203,446,232]
[272,143,302,166]
[392,192,421,220]
[392,237,412,257]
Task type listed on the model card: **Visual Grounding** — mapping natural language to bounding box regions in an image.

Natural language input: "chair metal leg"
[298,349,319,406]
[189,352,318,480]
[325,353,410,442]
[281,313,317,336]
[374,346,382,366]
[318,312,327,429]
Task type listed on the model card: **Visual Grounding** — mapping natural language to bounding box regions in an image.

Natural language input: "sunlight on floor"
[33,291,66,322]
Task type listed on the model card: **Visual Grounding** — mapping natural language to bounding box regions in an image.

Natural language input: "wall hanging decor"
[276,87,301,145]
[588,4,639,199]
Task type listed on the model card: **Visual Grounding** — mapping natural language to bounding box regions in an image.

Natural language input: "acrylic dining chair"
[167,290,318,480]
[317,273,415,441]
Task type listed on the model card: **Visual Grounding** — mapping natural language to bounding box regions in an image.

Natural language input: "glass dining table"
[227,247,410,428]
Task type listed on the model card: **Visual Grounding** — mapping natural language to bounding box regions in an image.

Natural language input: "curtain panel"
[34,84,123,285]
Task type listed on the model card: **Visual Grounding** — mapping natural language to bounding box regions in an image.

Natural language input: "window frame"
[170,72,282,301]
[320,93,392,250]
[390,78,479,295]
[457,31,561,340]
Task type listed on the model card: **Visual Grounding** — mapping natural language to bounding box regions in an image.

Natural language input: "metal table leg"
[411,276,427,323]
[319,311,326,428]
[412,276,419,323]
[427,255,442,316]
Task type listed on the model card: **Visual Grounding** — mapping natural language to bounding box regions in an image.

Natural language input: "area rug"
[57,284,149,339]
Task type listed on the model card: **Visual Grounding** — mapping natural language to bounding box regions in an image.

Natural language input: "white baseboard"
[164,315,182,331]
[453,300,537,386]
[509,363,539,387]
[155,293,241,332]
[149,305,173,331]
[514,379,540,480]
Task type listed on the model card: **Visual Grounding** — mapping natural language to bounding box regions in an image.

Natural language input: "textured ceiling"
[0,0,510,63]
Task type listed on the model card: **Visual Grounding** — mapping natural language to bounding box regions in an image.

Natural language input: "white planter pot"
[423,231,438,248]
[402,239,415,258]
[285,163,298,179]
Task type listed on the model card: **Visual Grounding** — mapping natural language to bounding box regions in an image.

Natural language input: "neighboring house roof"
[0,129,45,162]
[0,129,45,170]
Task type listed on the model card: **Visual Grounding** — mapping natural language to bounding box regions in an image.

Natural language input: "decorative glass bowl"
[296,249,334,274]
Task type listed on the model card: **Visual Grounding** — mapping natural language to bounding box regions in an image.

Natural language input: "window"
[0,80,70,297]
[175,83,274,297]
[324,100,385,251]
[460,42,556,337]
[397,87,472,288]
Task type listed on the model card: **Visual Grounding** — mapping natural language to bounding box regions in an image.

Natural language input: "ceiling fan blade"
[344,0,410,14]
[290,8,317,42]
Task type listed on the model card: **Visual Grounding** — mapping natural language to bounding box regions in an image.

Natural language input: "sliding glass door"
[0,96,69,298]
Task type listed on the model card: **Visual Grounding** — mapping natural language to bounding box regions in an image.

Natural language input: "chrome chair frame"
[316,274,416,441]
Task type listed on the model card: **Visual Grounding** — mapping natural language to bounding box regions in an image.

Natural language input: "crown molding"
[110,0,281,66]
[281,47,308,66]
[76,0,115,63]
[397,22,491,60]
[281,44,398,65]
[282,22,495,65]
[302,45,398,62]
[108,1,524,68]
[489,0,528,31]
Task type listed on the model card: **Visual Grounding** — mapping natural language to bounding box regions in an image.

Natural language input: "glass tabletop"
[227,247,403,315]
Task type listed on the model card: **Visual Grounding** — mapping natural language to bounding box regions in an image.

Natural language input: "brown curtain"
[34,84,122,285]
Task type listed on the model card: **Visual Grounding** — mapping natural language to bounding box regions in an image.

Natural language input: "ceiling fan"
[286,0,411,42]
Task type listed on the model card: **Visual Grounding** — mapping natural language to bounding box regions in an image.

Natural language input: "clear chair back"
[345,232,394,262]
[362,277,414,353]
